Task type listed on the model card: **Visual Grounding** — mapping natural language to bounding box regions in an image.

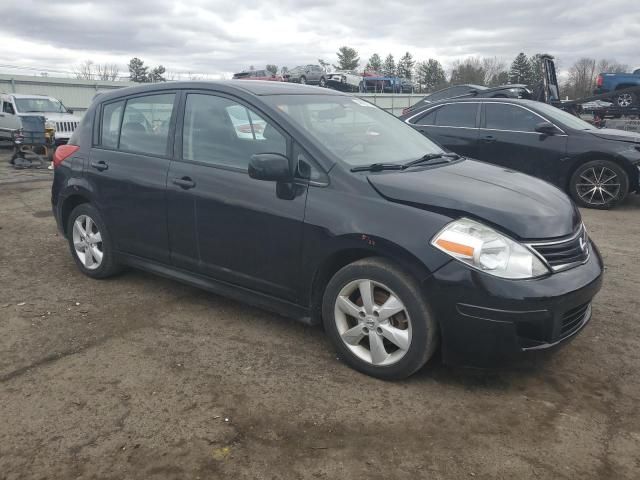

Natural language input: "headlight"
[45,120,56,131]
[431,218,549,279]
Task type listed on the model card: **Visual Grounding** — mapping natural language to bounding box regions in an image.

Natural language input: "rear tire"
[319,76,326,87]
[322,257,438,380]
[569,160,629,209]
[614,91,637,108]
[66,203,121,278]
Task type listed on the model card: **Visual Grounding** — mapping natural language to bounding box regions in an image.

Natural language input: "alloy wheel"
[575,166,621,206]
[334,279,412,366]
[300,76,306,85]
[72,214,103,270]
[616,93,633,108]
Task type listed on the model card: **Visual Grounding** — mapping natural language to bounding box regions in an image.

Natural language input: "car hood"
[367,159,581,240]
[18,112,76,122]
[588,128,640,144]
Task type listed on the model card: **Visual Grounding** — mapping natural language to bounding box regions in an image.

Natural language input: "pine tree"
[366,53,382,73]
[334,46,360,71]
[149,65,166,83]
[416,59,447,92]
[509,53,533,85]
[382,54,396,76]
[128,57,149,83]
[396,52,415,79]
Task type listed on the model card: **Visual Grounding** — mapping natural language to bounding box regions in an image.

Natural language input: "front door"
[166,92,307,302]
[476,102,568,181]
[87,92,177,263]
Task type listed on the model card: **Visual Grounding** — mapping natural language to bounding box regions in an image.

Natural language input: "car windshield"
[263,95,444,166]
[534,102,594,130]
[15,97,66,113]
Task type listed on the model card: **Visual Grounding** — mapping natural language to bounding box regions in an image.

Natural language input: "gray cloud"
[0,0,638,77]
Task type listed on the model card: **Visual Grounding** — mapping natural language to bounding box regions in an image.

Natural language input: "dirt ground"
[1,151,639,480]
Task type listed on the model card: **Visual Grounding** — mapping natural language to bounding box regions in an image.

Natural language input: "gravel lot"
[1,150,639,479]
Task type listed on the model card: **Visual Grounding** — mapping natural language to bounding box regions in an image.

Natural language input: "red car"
[232,70,282,81]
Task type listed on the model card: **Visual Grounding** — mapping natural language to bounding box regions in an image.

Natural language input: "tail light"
[52,144,79,168]
[596,75,603,87]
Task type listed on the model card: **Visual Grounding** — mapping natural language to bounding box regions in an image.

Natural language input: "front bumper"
[426,239,604,367]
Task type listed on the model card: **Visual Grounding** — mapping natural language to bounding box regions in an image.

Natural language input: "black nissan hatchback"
[52,81,603,379]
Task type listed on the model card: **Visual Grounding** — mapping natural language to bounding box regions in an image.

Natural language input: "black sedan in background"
[402,84,532,115]
[400,98,640,209]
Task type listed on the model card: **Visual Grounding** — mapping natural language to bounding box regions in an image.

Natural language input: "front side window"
[2,101,15,114]
[100,101,124,148]
[485,103,540,132]
[119,94,175,156]
[182,94,287,169]
[262,94,443,167]
[435,103,477,128]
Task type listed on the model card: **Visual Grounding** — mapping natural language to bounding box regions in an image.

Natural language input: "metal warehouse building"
[0,74,134,116]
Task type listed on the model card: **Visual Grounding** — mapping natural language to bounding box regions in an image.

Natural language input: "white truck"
[0,93,79,145]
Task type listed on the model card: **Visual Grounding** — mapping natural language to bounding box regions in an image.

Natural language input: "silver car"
[283,65,326,87]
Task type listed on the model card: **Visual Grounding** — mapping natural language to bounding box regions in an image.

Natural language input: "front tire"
[319,76,326,87]
[569,160,629,209]
[322,257,438,380]
[67,203,121,278]
[299,76,306,85]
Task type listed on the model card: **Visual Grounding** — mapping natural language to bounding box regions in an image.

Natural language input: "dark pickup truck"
[594,69,640,108]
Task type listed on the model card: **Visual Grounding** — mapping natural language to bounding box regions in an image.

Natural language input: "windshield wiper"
[350,163,405,172]
[350,153,461,173]
[402,152,460,168]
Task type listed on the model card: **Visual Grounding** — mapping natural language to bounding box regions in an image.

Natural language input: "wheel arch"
[565,152,637,193]
[308,238,435,325]
[60,192,92,236]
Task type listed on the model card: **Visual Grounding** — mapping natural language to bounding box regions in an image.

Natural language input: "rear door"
[476,102,568,180]
[408,102,480,157]
[166,91,307,302]
[87,92,177,263]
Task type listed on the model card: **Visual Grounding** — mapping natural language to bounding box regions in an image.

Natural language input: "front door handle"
[172,177,196,189]
[481,135,496,143]
[90,160,108,171]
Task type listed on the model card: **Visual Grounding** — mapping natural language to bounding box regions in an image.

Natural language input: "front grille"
[528,226,589,272]
[55,121,78,133]
[560,302,591,337]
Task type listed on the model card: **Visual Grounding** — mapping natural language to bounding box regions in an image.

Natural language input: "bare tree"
[482,57,507,86]
[74,60,95,80]
[596,59,629,74]
[565,58,597,99]
[95,63,120,81]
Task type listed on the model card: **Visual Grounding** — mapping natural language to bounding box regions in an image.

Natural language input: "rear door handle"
[90,160,108,171]
[172,177,196,189]
[481,135,496,143]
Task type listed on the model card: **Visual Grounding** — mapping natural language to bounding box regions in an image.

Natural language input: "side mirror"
[535,121,558,135]
[248,153,292,181]
[67,108,74,114]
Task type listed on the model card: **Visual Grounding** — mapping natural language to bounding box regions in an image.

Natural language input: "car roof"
[8,93,55,99]
[94,80,344,104]
[426,97,543,108]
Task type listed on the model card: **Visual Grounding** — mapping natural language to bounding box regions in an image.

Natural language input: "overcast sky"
[0,0,638,79]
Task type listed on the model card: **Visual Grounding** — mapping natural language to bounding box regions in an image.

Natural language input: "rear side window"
[119,94,175,156]
[434,103,477,128]
[485,104,540,132]
[100,101,124,148]
[182,94,287,169]
[413,108,438,125]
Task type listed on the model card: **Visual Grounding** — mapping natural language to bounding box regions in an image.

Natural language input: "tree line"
[75,52,632,100]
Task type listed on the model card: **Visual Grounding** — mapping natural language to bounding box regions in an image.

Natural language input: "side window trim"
[410,102,480,129]
[174,90,293,173]
[480,102,566,135]
[95,91,178,157]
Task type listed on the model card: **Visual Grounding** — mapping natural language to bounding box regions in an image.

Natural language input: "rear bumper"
[426,239,604,367]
